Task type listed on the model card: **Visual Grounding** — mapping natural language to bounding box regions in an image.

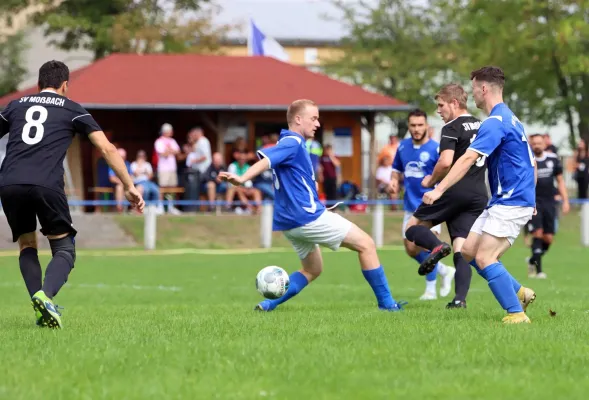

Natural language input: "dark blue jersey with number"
[0,91,101,192]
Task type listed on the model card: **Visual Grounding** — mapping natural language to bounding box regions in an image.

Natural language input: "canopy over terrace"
[0,54,412,201]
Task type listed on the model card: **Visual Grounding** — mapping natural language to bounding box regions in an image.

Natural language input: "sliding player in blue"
[422,66,536,323]
[220,99,405,312]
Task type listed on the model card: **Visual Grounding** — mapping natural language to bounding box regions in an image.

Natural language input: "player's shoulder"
[1,99,24,113]
[278,135,303,147]
[480,113,505,132]
[426,139,439,150]
[545,152,559,160]
[399,138,413,149]
[63,97,89,115]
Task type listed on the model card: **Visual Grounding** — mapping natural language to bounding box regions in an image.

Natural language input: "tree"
[444,0,589,147]
[33,0,231,60]
[329,0,589,147]
[0,32,29,97]
[325,0,460,131]
[0,0,31,97]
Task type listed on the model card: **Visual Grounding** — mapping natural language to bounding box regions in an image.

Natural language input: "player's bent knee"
[49,235,76,265]
[475,253,495,269]
[18,232,38,251]
[341,224,374,254]
[301,247,323,278]
[403,240,420,257]
[543,234,554,244]
[358,234,376,254]
[405,216,419,230]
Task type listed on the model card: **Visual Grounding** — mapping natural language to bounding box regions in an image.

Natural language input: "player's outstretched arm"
[88,131,145,212]
[423,150,478,204]
[220,158,270,186]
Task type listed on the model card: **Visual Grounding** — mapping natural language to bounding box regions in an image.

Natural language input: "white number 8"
[22,105,48,145]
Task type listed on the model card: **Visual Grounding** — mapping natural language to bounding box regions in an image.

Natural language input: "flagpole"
[247,18,253,56]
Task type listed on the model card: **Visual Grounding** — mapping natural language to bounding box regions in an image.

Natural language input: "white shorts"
[284,211,353,260]
[402,211,441,239]
[470,205,534,245]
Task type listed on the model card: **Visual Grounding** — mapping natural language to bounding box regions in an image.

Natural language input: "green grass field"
[1,213,588,399]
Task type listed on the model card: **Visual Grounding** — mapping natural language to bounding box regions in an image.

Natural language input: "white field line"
[0,246,405,258]
[0,281,182,291]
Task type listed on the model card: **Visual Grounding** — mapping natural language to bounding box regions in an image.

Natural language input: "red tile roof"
[0,54,411,111]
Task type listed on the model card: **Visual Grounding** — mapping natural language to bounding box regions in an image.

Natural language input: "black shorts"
[0,185,77,242]
[413,191,487,241]
[528,201,556,235]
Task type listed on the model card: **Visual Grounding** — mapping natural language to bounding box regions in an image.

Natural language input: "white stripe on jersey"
[0,113,7,122]
[468,147,489,157]
[72,113,91,121]
[441,135,458,141]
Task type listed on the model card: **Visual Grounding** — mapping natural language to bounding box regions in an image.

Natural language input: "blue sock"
[510,274,522,293]
[471,258,521,292]
[479,262,523,313]
[267,271,309,308]
[426,265,438,282]
[362,266,395,309]
[469,259,482,274]
[414,251,438,281]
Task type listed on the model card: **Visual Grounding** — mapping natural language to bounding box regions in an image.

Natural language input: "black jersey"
[535,152,562,203]
[0,91,101,192]
[438,114,487,196]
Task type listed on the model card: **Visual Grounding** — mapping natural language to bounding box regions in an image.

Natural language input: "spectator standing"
[154,123,181,214]
[544,133,559,154]
[377,134,399,165]
[306,138,323,176]
[574,138,589,199]
[319,144,340,202]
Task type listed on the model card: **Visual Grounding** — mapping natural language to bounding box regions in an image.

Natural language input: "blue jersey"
[257,129,325,231]
[468,103,536,208]
[392,138,439,212]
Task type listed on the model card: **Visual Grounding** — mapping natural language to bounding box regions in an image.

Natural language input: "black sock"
[542,240,551,253]
[531,238,543,273]
[19,247,42,297]
[42,237,75,299]
[453,252,472,302]
[405,225,443,250]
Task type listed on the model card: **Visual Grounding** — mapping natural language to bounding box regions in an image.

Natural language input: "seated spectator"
[131,150,163,214]
[254,135,276,200]
[227,150,262,214]
[202,152,228,210]
[254,169,275,200]
[108,148,132,212]
[376,155,393,195]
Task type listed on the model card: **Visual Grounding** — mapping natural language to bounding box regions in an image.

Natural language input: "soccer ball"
[256,266,290,299]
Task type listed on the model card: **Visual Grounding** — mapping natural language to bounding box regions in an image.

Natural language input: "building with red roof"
[0,54,411,207]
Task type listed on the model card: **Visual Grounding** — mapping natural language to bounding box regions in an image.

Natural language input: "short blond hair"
[287,99,317,125]
[435,83,468,109]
